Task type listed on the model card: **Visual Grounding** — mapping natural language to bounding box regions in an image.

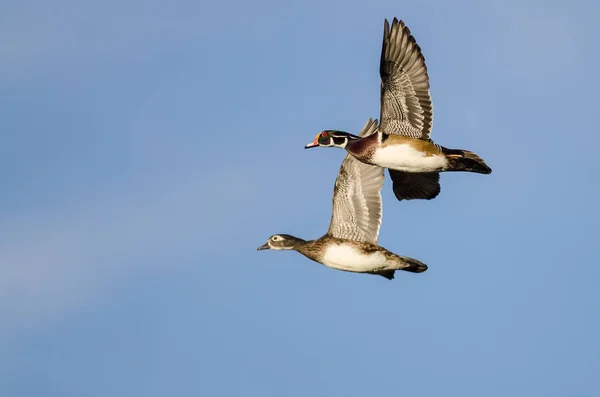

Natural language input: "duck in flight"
[305,18,492,201]
[258,119,427,280]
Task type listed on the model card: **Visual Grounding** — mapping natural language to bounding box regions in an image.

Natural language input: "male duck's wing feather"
[327,119,384,244]
[379,18,433,140]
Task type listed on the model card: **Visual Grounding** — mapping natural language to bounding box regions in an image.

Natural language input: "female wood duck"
[305,18,492,201]
[258,119,427,280]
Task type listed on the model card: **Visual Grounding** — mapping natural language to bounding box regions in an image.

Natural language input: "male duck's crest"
[305,130,361,149]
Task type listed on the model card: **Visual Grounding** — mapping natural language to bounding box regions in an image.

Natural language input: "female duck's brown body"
[259,233,427,280]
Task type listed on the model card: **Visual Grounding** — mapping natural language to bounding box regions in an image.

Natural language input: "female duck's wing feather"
[327,119,384,244]
[379,18,433,141]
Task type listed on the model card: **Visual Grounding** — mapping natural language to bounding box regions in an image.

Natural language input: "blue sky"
[1,0,599,395]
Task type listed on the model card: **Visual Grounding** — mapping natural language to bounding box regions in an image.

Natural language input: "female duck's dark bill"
[257,243,270,250]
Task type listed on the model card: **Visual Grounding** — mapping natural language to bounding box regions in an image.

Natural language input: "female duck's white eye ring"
[272,236,279,241]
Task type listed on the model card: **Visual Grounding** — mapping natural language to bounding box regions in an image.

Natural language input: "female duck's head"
[257,234,305,251]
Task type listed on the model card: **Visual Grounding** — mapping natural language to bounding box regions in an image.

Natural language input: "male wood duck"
[258,119,427,280]
[305,18,492,201]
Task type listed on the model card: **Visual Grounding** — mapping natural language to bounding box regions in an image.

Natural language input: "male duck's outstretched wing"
[379,18,433,141]
[379,18,439,201]
[327,119,384,244]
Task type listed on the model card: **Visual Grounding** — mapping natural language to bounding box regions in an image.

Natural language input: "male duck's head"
[257,234,303,251]
[305,130,360,150]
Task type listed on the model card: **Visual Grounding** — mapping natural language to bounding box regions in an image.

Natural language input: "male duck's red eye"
[321,132,327,138]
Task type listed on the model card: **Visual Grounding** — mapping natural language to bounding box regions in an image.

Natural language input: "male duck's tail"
[443,147,492,174]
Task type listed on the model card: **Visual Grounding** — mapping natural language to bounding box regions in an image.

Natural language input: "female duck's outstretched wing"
[327,119,384,244]
[379,18,433,141]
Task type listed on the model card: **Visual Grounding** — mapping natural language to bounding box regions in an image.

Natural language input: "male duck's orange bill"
[305,133,321,149]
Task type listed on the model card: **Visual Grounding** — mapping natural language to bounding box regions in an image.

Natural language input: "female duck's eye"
[272,236,279,241]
